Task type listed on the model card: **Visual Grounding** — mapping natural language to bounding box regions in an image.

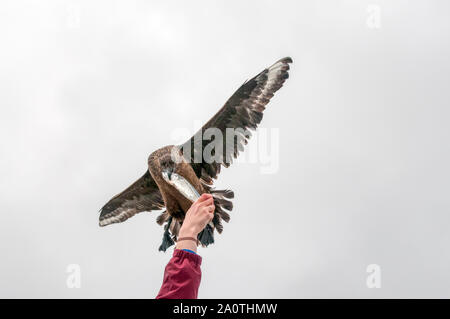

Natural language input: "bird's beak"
[162,169,173,182]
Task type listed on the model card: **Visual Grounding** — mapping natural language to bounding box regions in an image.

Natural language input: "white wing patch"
[99,194,158,226]
[257,59,290,104]
[99,208,137,226]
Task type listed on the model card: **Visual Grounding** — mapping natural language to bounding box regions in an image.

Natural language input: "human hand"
[179,193,215,238]
[176,194,215,252]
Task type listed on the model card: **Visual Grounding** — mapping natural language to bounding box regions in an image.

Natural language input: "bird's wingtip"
[279,56,293,64]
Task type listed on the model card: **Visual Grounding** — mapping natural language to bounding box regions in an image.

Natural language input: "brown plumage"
[99,57,292,251]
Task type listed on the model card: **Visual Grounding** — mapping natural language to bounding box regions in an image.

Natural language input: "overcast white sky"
[1,0,450,298]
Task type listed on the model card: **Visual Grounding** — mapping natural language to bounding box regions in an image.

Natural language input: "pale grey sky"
[1,0,449,298]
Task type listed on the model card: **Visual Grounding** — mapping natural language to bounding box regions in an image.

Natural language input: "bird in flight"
[99,57,292,251]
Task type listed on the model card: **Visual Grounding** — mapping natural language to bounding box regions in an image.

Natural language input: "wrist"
[178,225,198,238]
[176,229,198,253]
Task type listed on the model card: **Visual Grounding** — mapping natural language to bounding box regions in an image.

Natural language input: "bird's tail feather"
[197,189,233,246]
[210,189,234,234]
[156,210,169,225]
[159,216,175,252]
[198,224,215,246]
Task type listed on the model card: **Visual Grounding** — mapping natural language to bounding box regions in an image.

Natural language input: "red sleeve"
[156,249,202,299]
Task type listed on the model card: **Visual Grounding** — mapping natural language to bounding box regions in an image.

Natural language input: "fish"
[162,172,200,202]
[162,172,214,228]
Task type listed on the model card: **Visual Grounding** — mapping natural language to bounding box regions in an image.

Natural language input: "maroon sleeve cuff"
[173,249,202,267]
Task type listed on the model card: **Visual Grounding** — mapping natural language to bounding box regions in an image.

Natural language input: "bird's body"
[149,146,202,217]
[99,57,292,251]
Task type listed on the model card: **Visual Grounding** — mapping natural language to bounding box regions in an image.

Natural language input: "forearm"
[156,194,213,299]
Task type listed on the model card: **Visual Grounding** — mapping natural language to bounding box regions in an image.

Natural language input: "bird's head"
[160,157,176,181]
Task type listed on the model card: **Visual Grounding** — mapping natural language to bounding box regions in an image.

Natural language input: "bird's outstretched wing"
[99,171,164,226]
[179,57,292,183]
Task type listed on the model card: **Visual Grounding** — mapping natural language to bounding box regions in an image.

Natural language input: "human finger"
[197,193,212,203]
[199,197,214,207]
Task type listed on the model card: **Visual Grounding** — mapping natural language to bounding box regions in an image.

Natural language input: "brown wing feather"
[99,171,164,226]
[180,57,292,182]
